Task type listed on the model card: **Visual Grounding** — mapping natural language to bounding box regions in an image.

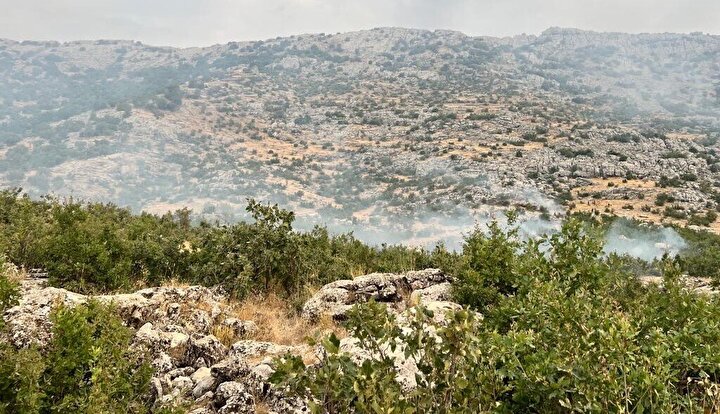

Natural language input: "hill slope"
[2,27,720,244]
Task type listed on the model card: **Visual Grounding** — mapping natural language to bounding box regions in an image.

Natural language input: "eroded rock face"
[301,268,452,321]
[184,334,228,367]
[3,285,86,348]
[214,381,255,414]
[230,340,306,360]
[339,336,420,390]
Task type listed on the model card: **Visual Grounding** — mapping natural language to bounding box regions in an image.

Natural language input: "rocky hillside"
[2,28,720,243]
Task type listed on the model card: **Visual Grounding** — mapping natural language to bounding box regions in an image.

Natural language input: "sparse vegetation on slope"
[3,29,720,243]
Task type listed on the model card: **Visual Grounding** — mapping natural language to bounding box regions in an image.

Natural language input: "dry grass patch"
[211,324,238,347]
[228,293,345,346]
[1,258,27,283]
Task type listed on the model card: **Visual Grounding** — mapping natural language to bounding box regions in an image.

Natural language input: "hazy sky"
[1,0,719,47]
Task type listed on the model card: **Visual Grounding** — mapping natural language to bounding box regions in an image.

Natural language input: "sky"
[0,0,718,47]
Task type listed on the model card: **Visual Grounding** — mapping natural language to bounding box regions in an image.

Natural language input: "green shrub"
[272,219,720,413]
[688,210,718,227]
[663,206,687,219]
[658,175,683,188]
[465,112,496,121]
[655,192,675,206]
[452,211,521,312]
[677,227,720,283]
[271,301,503,413]
[0,190,451,297]
[0,256,20,329]
[661,150,687,159]
[557,148,594,158]
[0,301,153,413]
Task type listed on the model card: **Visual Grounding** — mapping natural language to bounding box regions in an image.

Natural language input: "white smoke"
[602,220,687,261]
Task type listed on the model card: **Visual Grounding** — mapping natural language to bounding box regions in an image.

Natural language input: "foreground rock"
[3,277,251,349]
[301,268,452,321]
[3,269,458,412]
[638,275,718,295]
[2,277,303,413]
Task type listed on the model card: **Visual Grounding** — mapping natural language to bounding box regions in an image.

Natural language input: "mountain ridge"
[2,25,719,49]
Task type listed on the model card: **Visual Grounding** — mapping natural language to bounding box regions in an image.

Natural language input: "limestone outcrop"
[301,268,452,321]
[2,269,457,413]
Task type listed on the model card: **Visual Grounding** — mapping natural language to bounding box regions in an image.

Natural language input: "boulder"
[183,335,228,367]
[413,282,452,302]
[191,367,217,399]
[420,300,464,325]
[211,355,250,382]
[150,377,164,403]
[222,317,258,338]
[2,282,235,350]
[339,336,419,391]
[168,367,195,379]
[191,367,212,383]
[171,376,193,396]
[301,268,452,321]
[135,323,161,346]
[3,286,86,348]
[152,352,174,374]
[229,340,298,360]
[214,381,255,414]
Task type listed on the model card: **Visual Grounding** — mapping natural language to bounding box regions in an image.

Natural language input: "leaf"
[323,333,340,354]
[559,398,572,409]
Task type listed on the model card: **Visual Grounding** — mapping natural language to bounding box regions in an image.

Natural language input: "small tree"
[452,211,521,312]
[246,199,300,292]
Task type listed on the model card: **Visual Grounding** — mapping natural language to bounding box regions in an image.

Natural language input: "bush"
[452,211,521,312]
[663,206,687,219]
[271,219,720,412]
[0,190,451,297]
[658,175,683,188]
[677,227,720,282]
[465,112,496,121]
[557,148,594,158]
[0,256,20,329]
[655,192,675,206]
[688,210,718,227]
[0,301,153,413]
[607,133,639,143]
[271,301,500,413]
[661,150,687,159]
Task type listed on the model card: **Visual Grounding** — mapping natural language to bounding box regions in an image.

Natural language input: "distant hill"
[2,27,719,244]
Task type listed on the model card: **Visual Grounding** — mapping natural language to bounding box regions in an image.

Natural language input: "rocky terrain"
[3,269,459,413]
[1,27,720,244]
[4,268,717,413]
